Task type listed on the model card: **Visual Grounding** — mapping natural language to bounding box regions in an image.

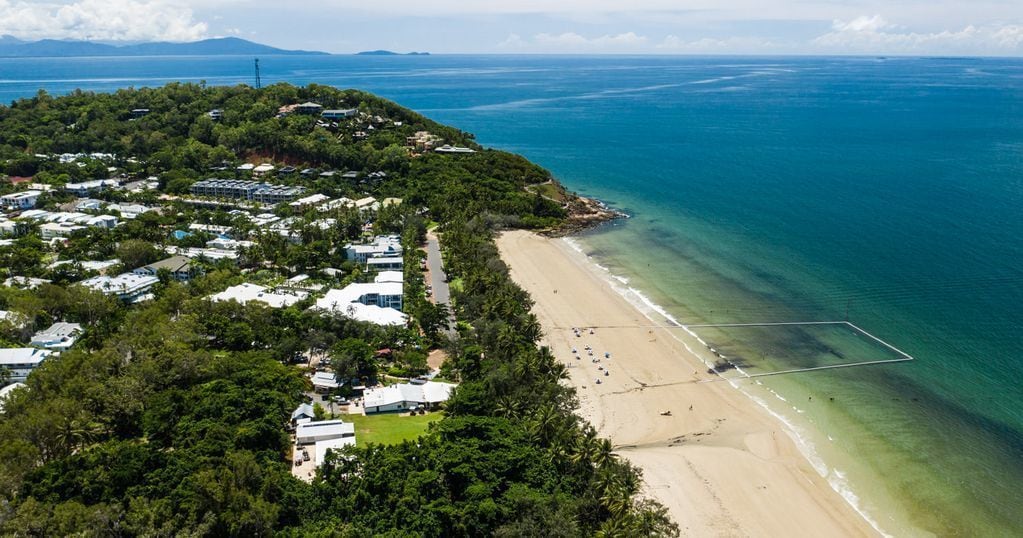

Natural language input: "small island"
[356,50,431,56]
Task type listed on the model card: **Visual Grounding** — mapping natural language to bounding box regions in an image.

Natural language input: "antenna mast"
[254,58,262,89]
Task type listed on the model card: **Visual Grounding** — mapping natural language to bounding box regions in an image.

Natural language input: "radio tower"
[254,58,262,89]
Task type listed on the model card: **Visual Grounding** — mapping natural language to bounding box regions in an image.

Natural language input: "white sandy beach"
[497,230,878,537]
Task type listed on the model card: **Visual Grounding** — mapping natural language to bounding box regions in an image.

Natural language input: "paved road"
[425,233,456,338]
[426,234,450,305]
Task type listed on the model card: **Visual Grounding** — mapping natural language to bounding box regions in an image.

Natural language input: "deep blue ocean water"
[2,54,1022,535]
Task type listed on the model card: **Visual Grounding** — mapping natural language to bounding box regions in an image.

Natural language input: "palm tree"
[529,403,560,445]
[54,417,101,456]
[493,395,522,419]
[521,315,543,344]
[512,352,540,381]
[595,515,634,538]
[595,468,633,518]
[569,434,597,468]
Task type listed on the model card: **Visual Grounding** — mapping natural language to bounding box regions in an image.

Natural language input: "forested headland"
[0,83,675,536]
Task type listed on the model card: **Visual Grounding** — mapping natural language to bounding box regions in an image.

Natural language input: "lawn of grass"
[527,182,568,202]
[339,412,443,446]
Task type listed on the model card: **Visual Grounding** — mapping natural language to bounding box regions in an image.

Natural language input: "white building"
[169,247,239,262]
[75,199,103,211]
[30,322,82,351]
[354,196,379,212]
[63,179,119,197]
[289,193,331,209]
[374,271,403,284]
[366,256,404,271]
[3,277,50,289]
[0,190,41,210]
[315,437,356,465]
[315,282,406,326]
[250,213,280,227]
[291,403,315,425]
[320,282,403,310]
[188,223,232,235]
[317,198,354,212]
[211,283,308,309]
[24,210,116,236]
[0,219,19,236]
[362,381,456,414]
[435,145,477,154]
[106,203,153,219]
[0,348,52,383]
[133,255,195,281]
[252,163,275,177]
[295,419,355,445]
[80,273,159,303]
[344,235,402,263]
[322,108,358,120]
[22,211,118,239]
[206,237,254,250]
[311,371,341,392]
[48,259,120,274]
[39,222,86,239]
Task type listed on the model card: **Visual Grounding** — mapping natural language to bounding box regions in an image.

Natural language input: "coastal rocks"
[544,194,628,237]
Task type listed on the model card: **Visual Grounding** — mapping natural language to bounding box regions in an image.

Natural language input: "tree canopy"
[0,83,672,536]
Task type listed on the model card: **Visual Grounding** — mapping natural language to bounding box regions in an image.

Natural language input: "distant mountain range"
[356,50,431,56]
[0,36,328,57]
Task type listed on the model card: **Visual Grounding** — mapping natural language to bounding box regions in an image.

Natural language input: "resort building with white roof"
[314,281,406,326]
[210,283,308,309]
[30,322,83,351]
[344,235,402,263]
[295,419,355,446]
[80,273,160,303]
[0,348,53,383]
[362,380,457,414]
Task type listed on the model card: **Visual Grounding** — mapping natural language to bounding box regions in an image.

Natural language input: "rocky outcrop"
[544,194,628,237]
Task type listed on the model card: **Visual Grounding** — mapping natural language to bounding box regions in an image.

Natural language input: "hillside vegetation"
[0,83,673,536]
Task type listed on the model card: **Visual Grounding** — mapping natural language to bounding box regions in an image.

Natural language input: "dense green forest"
[0,84,675,536]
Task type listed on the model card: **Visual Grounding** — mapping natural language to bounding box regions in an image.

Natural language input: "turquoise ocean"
[2,54,1022,535]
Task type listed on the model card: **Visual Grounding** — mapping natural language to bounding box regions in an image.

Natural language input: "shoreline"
[497,230,882,537]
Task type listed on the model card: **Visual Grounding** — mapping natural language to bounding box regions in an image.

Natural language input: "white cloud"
[830,15,893,34]
[499,31,648,51]
[814,14,1023,54]
[0,0,208,42]
[497,33,525,49]
[991,25,1023,49]
[536,31,647,47]
[657,35,779,53]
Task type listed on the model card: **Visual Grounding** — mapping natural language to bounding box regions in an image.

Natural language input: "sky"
[0,0,1021,56]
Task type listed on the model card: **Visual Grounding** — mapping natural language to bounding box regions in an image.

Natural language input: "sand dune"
[497,230,877,537]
